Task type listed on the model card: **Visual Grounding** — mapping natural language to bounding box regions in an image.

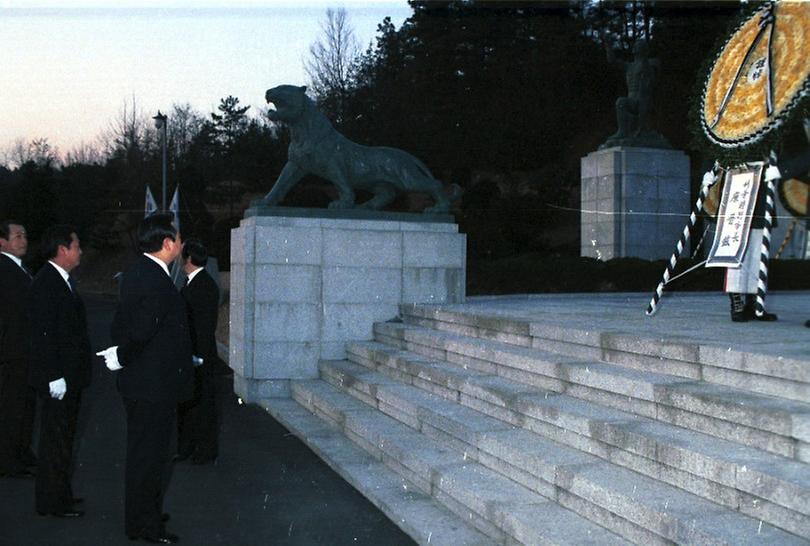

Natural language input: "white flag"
[169,185,180,232]
[168,185,184,288]
[144,186,158,218]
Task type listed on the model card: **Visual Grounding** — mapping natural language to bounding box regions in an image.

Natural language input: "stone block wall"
[581,146,690,260]
[230,209,466,401]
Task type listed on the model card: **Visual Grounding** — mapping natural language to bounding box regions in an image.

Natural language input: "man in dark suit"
[175,239,220,465]
[0,219,37,478]
[97,212,192,544]
[28,225,92,518]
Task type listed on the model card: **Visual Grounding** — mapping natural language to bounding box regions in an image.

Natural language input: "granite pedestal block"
[581,146,690,261]
[230,207,466,402]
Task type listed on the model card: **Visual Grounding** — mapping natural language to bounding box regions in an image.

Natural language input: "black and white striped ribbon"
[755,160,780,317]
[646,167,720,316]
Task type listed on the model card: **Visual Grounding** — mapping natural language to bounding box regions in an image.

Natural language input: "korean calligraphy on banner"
[707,162,764,268]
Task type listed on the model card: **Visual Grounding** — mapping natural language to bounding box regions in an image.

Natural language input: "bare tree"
[99,96,158,212]
[102,96,153,160]
[305,8,360,121]
[64,141,103,166]
[169,102,204,162]
[28,138,60,167]
[1,137,60,168]
[2,138,31,168]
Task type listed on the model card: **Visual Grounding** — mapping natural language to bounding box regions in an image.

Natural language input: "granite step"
[289,380,629,545]
[346,340,810,538]
[256,397,491,546]
[398,304,810,404]
[372,321,810,463]
[315,360,808,544]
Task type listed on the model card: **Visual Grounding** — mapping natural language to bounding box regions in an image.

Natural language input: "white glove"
[701,170,716,189]
[96,346,123,371]
[192,355,204,367]
[49,377,67,400]
[765,164,781,182]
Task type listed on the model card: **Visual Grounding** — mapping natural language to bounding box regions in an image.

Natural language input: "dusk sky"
[0,1,411,158]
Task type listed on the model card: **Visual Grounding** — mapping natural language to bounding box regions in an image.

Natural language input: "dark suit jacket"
[181,269,221,372]
[112,255,193,403]
[28,263,92,396]
[0,254,32,363]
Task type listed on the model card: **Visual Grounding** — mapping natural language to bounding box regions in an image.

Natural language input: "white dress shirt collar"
[48,261,71,290]
[143,253,171,277]
[186,267,204,284]
[1,251,23,269]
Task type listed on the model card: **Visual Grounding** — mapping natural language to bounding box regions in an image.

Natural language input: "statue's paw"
[328,199,354,209]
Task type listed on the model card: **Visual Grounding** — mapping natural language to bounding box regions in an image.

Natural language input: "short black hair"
[182,238,208,267]
[138,212,177,253]
[40,224,77,260]
[0,219,22,240]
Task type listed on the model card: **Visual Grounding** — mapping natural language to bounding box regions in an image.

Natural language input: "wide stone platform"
[253,291,810,545]
[436,291,809,364]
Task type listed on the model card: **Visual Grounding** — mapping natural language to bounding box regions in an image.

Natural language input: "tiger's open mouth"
[265,89,279,111]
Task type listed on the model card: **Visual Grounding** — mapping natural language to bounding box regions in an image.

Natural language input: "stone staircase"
[259,302,810,545]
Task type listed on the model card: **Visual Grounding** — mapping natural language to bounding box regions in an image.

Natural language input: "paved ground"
[0,294,415,546]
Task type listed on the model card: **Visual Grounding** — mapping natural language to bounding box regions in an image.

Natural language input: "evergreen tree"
[210,96,250,155]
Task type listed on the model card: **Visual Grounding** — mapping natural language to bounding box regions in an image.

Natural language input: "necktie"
[68,275,78,294]
[20,264,32,279]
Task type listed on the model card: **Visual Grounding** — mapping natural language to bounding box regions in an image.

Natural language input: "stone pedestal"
[581,146,690,261]
[229,207,466,402]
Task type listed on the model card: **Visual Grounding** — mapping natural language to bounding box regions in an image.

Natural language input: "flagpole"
[152,111,168,212]
[162,125,167,211]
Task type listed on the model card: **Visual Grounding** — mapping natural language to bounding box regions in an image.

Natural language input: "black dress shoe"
[172,453,191,463]
[805,320,810,328]
[753,311,778,321]
[37,510,84,518]
[128,532,179,543]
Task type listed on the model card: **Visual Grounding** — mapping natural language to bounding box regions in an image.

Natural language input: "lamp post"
[152,111,168,211]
